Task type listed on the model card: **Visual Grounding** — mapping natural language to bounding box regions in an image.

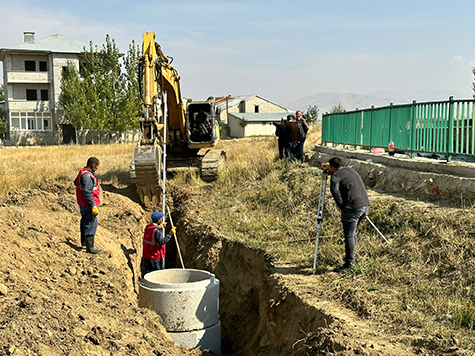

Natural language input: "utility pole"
[225,95,231,125]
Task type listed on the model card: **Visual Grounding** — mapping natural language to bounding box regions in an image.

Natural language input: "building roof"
[215,94,289,111]
[0,34,89,60]
[228,112,291,122]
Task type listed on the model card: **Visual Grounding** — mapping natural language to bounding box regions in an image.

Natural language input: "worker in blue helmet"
[142,211,176,277]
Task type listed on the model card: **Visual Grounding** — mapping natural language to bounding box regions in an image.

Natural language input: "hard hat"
[151,211,164,222]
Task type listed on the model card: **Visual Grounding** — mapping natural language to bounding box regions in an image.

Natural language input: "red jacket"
[75,168,100,207]
[143,224,167,260]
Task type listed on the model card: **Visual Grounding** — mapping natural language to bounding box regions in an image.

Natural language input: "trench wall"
[171,211,336,355]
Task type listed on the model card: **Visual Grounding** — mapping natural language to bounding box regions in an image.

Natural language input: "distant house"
[0,32,89,145]
[228,112,290,138]
[214,94,289,137]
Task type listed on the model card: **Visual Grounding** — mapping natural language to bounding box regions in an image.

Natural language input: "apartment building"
[0,32,88,145]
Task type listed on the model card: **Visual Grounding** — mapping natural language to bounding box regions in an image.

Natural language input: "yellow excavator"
[130,32,225,205]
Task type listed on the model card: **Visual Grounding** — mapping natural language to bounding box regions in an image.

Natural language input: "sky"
[1,0,474,104]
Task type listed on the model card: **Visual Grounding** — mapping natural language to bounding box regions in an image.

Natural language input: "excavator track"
[201,149,226,182]
[131,143,163,206]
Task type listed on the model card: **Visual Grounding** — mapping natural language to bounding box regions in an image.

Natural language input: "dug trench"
[0,172,465,355]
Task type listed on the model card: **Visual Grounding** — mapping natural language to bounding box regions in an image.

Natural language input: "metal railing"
[322,97,475,160]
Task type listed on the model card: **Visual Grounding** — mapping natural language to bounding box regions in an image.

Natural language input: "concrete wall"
[244,122,275,137]
[228,116,244,138]
[243,96,287,114]
[220,96,287,123]
[9,130,57,146]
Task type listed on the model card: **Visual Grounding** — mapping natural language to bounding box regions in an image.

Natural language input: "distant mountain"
[284,89,473,118]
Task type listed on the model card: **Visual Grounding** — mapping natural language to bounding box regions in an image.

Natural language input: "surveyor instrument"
[312,163,330,272]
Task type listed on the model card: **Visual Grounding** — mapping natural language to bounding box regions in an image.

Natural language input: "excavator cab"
[186,99,221,146]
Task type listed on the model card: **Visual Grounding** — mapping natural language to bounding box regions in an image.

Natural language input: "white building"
[214,94,290,137]
[228,112,291,138]
[0,32,89,145]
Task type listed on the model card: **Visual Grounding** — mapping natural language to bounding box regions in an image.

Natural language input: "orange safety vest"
[75,168,100,207]
[143,224,166,260]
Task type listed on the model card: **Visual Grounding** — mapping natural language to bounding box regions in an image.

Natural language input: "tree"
[120,40,141,134]
[330,103,345,114]
[303,105,319,124]
[60,62,88,143]
[60,35,141,143]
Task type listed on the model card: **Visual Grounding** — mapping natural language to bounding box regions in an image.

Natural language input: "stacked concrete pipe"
[139,268,221,354]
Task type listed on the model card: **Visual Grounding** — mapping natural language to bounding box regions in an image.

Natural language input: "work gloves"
[160,221,167,228]
[91,207,99,216]
[171,227,176,235]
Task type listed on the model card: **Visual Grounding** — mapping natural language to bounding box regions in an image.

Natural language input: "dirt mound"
[0,180,203,356]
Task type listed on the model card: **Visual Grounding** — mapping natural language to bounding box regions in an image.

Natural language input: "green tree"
[120,40,141,135]
[60,62,88,143]
[303,105,319,124]
[0,84,7,139]
[330,102,345,113]
[60,35,141,144]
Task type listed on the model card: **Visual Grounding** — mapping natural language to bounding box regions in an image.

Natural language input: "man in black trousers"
[328,157,369,272]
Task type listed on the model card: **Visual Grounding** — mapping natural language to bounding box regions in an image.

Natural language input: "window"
[25,60,36,71]
[239,101,245,113]
[28,113,36,130]
[26,89,37,101]
[40,89,49,101]
[10,111,52,131]
[254,105,259,113]
[39,61,47,71]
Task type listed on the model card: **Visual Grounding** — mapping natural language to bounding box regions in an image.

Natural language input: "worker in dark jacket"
[74,157,102,254]
[272,115,300,161]
[275,116,289,159]
[328,157,369,272]
[295,110,309,162]
[142,211,176,277]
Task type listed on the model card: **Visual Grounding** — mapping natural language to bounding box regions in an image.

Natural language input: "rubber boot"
[80,233,86,250]
[85,235,103,254]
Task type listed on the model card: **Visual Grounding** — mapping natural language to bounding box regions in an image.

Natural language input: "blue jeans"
[341,206,369,266]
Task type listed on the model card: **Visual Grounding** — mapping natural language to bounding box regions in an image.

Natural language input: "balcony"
[6,71,50,84]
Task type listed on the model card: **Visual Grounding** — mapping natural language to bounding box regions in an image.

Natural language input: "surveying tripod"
[312,163,389,273]
[312,163,330,272]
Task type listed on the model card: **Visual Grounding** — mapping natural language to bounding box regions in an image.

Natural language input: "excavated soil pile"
[0,180,203,356]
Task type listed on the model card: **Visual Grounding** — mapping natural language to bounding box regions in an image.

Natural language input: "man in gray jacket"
[328,157,369,272]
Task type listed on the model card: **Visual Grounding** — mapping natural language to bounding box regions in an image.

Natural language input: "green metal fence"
[322,97,475,160]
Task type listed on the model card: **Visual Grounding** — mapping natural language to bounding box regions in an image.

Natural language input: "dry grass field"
[2,123,475,354]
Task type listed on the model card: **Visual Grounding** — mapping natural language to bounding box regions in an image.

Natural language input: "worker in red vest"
[74,157,102,254]
[142,211,176,277]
